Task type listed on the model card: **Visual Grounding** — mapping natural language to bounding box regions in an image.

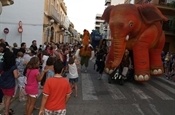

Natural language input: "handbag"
[0,66,16,89]
[122,67,129,76]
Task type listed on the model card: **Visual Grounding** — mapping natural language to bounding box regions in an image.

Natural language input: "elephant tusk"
[125,35,129,41]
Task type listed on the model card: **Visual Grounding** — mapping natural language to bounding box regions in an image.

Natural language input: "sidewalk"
[0,88,42,114]
[0,96,18,114]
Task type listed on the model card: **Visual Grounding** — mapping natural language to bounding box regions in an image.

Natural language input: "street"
[0,60,175,115]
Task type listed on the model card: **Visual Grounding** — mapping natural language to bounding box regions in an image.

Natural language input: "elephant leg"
[149,32,165,76]
[133,42,150,82]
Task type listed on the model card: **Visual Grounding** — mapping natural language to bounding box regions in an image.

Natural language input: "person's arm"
[90,50,95,60]
[13,69,19,79]
[39,94,48,115]
[37,69,48,82]
[65,93,71,103]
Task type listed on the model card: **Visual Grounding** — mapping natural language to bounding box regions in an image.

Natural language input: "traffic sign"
[3,28,9,34]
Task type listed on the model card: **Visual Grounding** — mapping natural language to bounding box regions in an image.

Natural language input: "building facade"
[0,0,77,47]
[0,0,44,47]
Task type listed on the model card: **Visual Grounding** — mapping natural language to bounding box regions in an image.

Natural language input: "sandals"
[9,109,15,115]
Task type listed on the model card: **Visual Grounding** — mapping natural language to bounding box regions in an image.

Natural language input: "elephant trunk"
[108,36,127,69]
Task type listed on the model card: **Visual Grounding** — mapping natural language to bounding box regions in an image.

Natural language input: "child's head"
[54,60,64,74]
[27,57,40,69]
[17,51,24,58]
[46,56,56,66]
[68,57,74,65]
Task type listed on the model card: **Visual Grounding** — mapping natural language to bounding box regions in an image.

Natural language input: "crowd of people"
[0,39,81,115]
[162,51,175,80]
[0,37,174,115]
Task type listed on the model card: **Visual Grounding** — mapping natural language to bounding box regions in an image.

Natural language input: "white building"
[0,0,45,47]
[95,14,104,31]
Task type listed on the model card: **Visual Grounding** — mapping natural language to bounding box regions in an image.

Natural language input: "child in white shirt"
[67,57,79,97]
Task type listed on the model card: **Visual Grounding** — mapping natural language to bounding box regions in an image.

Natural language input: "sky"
[64,0,106,34]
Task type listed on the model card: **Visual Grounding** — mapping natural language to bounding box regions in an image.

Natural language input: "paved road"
[0,61,175,115]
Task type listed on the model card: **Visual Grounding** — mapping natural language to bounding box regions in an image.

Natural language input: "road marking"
[152,80,175,94]
[126,83,152,100]
[81,73,98,100]
[132,104,145,115]
[104,82,126,100]
[145,83,174,100]
[149,104,161,115]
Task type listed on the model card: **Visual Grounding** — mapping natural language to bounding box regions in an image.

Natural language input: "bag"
[122,67,129,76]
[0,66,16,89]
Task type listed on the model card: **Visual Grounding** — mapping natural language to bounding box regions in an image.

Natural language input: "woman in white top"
[67,57,79,97]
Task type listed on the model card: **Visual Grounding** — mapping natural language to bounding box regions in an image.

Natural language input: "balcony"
[105,0,111,5]
[151,0,175,14]
[59,17,69,30]
[163,18,175,36]
[1,0,14,6]
[60,1,67,15]
[48,4,61,23]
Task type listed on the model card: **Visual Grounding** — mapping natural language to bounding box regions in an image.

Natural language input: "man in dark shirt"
[30,40,38,54]
[18,42,26,54]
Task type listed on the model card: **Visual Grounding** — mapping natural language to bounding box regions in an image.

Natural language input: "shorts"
[28,94,38,98]
[1,87,15,96]
[69,78,78,84]
[44,109,66,115]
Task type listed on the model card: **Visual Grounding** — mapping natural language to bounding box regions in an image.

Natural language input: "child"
[39,60,71,115]
[45,56,56,79]
[15,51,27,101]
[67,57,79,97]
[74,55,81,74]
[25,57,47,115]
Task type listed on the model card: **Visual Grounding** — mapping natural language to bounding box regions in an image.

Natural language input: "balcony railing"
[60,19,69,30]
[1,0,14,6]
[163,19,175,36]
[151,0,175,8]
[48,5,61,23]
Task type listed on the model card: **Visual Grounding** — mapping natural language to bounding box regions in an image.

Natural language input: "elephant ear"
[137,4,168,24]
[102,5,115,23]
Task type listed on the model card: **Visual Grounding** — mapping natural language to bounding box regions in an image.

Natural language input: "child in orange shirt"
[39,60,71,115]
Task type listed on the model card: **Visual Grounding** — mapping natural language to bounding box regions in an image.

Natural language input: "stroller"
[108,65,125,85]
[108,65,134,85]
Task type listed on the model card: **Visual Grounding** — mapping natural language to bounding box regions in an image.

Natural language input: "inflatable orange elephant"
[102,4,168,82]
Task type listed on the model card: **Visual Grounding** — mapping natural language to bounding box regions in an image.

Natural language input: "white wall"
[0,0,44,47]
[111,0,125,5]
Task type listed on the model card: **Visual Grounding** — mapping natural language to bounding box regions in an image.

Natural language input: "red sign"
[3,28,9,34]
[18,21,23,33]
[18,27,23,33]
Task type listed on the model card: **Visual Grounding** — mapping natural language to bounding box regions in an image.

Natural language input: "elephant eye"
[129,21,134,27]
